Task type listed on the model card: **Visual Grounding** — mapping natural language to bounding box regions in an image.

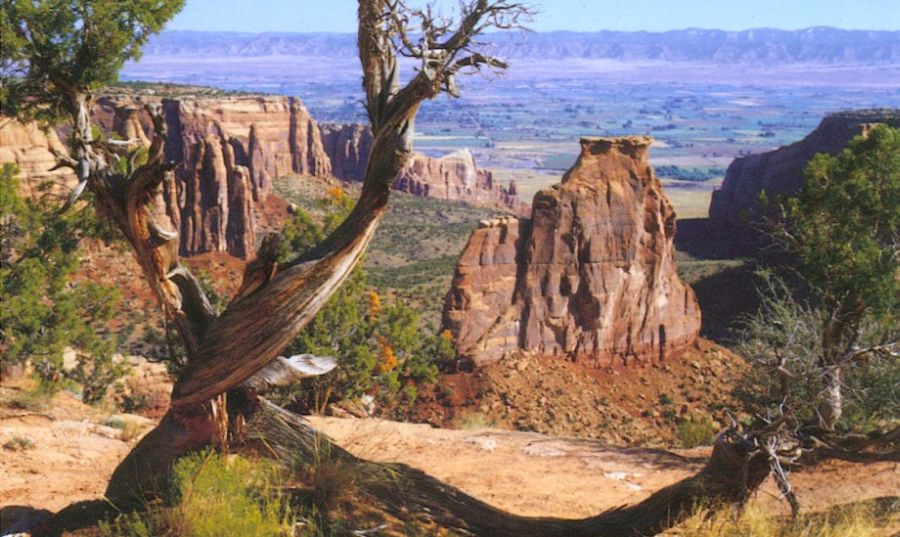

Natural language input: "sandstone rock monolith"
[443,136,701,367]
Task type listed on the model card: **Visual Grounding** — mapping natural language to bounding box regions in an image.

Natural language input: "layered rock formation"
[179,136,256,257]
[3,94,526,259]
[320,124,372,183]
[709,109,900,226]
[92,95,331,257]
[321,123,527,214]
[0,117,75,195]
[443,136,701,367]
[395,150,525,213]
[160,96,329,256]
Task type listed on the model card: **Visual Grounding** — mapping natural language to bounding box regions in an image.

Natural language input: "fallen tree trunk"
[242,399,773,537]
[40,397,897,537]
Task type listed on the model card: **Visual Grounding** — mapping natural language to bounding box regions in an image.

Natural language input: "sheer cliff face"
[179,136,256,258]
[320,124,372,184]
[709,109,900,227]
[443,137,701,367]
[160,96,329,257]
[4,96,525,259]
[321,123,527,214]
[92,95,332,258]
[395,150,527,214]
[164,96,331,201]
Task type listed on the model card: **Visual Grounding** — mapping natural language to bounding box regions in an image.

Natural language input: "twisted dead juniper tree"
[4,1,802,535]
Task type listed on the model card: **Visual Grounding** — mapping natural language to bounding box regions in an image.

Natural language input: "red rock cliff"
[321,123,527,214]
[443,136,701,367]
[0,117,76,196]
[395,150,527,214]
[320,123,372,184]
[709,109,900,227]
[93,95,331,257]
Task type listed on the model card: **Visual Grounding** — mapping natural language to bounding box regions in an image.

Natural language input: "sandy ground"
[1,399,896,532]
[310,416,900,519]
[0,413,135,513]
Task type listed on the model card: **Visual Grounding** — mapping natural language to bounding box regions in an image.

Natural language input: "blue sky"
[166,0,900,33]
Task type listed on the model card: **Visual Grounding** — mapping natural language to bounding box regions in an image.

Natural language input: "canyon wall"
[709,109,900,227]
[443,136,701,367]
[321,123,527,214]
[93,95,331,257]
[3,95,526,259]
[320,123,372,184]
[394,150,526,214]
[0,117,76,196]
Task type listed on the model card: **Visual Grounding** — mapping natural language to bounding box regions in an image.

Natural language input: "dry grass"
[675,416,718,448]
[450,410,497,430]
[290,434,400,523]
[102,416,146,442]
[667,500,897,537]
[2,435,35,451]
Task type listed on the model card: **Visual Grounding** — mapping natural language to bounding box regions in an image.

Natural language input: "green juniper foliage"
[274,189,454,415]
[0,164,126,402]
[1,0,185,123]
[741,125,900,430]
[737,270,899,429]
[788,124,899,321]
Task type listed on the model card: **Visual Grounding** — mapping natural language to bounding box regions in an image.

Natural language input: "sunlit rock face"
[92,95,332,258]
[444,136,701,367]
[0,117,76,196]
[321,123,527,214]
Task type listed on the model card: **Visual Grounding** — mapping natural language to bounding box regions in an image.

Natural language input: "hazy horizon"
[165,0,900,34]
[154,25,900,35]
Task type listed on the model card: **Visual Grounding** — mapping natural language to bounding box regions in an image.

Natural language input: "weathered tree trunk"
[240,400,772,537]
[818,366,843,430]
[99,0,456,505]
[817,312,852,430]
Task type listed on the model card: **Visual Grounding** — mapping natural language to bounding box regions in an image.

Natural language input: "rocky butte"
[321,123,527,215]
[443,136,701,367]
[709,108,900,229]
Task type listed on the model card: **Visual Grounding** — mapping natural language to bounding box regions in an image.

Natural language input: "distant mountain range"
[144,27,899,63]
